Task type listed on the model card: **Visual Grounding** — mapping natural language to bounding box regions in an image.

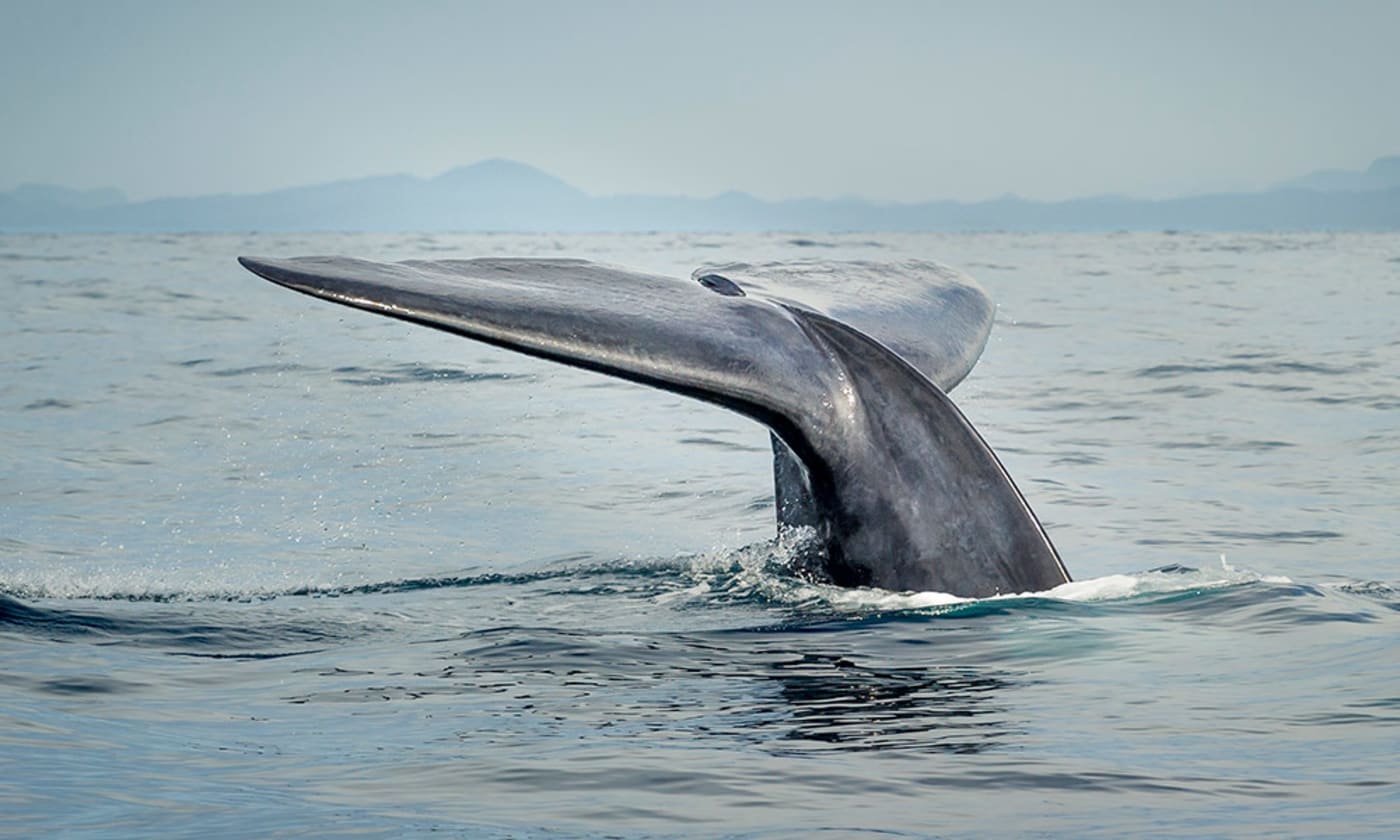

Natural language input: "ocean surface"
[2,231,1397,838]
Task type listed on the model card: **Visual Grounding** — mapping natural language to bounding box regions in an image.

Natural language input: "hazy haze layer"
[3,0,1398,202]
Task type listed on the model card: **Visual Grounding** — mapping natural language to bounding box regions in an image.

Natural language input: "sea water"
[2,231,1397,837]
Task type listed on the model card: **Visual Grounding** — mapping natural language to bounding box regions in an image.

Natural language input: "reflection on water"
[276,626,1020,757]
[766,652,1015,755]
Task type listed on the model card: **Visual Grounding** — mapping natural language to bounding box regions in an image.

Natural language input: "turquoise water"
[2,232,1397,837]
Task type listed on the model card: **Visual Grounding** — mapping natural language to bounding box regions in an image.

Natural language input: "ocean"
[2,231,1397,838]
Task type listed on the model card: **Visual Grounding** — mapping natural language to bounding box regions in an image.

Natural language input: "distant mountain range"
[2,156,1397,233]
[1272,155,1400,193]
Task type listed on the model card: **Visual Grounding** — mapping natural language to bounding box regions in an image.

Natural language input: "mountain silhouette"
[2,157,1397,232]
[1274,155,1400,193]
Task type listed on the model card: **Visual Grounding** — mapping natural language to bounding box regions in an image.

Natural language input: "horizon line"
[6,152,1400,208]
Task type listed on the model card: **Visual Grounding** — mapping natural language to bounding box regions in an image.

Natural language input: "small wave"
[21,398,77,410]
[1308,394,1400,411]
[999,320,1067,330]
[0,554,687,604]
[332,363,526,386]
[1147,384,1219,399]
[676,435,765,453]
[0,592,345,655]
[0,252,79,262]
[1207,529,1342,542]
[1154,437,1296,453]
[1136,360,1362,378]
[287,559,685,599]
[207,362,311,378]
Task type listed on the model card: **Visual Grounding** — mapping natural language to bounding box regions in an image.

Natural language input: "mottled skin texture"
[238,256,1069,596]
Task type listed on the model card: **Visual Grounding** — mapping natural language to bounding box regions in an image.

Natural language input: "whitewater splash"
[0,532,1298,610]
[665,542,1299,614]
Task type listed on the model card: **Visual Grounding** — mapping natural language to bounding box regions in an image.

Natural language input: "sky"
[2,0,1398,202]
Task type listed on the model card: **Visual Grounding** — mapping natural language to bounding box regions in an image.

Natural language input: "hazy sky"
[3,0,1397,202]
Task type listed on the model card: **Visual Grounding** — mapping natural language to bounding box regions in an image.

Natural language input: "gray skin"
[238,255,1070,597]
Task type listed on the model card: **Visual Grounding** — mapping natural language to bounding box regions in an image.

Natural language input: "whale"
[238,255,1070,597]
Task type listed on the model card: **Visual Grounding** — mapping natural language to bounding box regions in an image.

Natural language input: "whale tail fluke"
[239,255,1067,596]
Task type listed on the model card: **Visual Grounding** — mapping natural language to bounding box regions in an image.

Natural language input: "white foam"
[681,548,1297,614]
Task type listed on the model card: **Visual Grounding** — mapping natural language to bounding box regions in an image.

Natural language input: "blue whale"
[239,256,1069,597]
